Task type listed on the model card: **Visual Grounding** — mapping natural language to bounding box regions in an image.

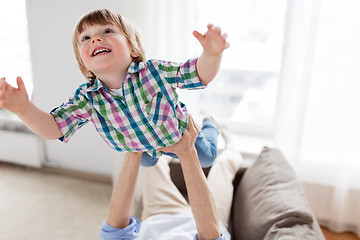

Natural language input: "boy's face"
[77,23,136,77]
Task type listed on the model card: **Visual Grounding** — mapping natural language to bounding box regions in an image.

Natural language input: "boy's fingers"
[213,26,222,35]
[207,24,221,35]
[193,31,205,43]
[1,78,11,89]
[224,41,230,49]
[0,77,6,87]
[16,76,26,91]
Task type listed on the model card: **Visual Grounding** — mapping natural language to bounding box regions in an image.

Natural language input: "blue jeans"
[141,119,218,168]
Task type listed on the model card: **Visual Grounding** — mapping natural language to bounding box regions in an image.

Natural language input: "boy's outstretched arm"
[193,24,230,85]
[0,76,63,140]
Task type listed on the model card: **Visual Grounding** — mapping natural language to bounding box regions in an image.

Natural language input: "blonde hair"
[72,9,146,81]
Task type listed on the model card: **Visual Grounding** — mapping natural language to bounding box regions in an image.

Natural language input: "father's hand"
[158,115,199,157]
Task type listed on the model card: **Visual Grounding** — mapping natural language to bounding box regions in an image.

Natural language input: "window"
[191,0,287,136]
[0,0,33,98]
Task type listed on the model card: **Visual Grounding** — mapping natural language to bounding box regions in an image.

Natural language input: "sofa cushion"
[264,221,318,240]
[231,147,316,240]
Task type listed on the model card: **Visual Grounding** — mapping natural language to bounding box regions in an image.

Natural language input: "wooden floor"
[322,227,360,240]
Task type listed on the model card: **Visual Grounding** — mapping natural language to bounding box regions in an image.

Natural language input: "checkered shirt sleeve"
[157,58,207,90]
[50,84,92,143]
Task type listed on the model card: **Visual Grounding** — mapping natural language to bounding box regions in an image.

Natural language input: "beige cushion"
[232,147,317,240]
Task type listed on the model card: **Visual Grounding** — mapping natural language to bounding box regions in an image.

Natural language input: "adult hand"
[158,115,199,156]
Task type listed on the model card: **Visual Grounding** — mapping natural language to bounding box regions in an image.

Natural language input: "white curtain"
[276,0,360,236]
[119,0,197,62]
[0,0,33,96]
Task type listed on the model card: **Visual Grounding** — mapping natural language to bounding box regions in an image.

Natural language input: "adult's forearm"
[17,101,63,140]
[107,152,142,229]
[178,148,220,240]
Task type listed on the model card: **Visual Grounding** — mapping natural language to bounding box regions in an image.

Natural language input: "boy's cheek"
[79,48,88,61]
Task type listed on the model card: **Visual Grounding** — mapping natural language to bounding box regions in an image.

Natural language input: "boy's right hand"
[0,76,30,115]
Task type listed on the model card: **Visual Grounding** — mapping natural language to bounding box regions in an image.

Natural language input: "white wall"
[25,0,140,175]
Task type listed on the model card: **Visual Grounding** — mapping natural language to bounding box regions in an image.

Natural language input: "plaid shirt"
[50,58,205,157]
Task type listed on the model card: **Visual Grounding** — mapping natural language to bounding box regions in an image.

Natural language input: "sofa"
[169,146,326,240]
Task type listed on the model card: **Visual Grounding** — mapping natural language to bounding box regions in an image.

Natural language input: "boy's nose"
[91,36,102,44]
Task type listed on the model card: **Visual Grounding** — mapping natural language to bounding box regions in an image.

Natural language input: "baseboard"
[0,161,112,185]
[40,165,112,184]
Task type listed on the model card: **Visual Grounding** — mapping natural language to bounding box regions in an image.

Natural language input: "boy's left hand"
[193,24,230,57]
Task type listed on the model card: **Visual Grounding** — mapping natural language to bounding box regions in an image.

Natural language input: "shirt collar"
[86,61,146,92]
[86,77,109,93]
[127,61,146,74]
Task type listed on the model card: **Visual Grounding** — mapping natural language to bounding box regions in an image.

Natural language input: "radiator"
[0,116,45,167]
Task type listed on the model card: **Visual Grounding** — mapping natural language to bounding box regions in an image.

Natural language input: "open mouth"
[92,48,112,56]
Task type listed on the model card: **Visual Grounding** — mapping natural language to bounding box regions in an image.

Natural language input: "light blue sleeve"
[193,233,227,240]
[99,216,141,240]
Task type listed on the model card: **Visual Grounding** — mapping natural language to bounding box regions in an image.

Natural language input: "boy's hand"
[193,24,230,57]
[0,77,30,115]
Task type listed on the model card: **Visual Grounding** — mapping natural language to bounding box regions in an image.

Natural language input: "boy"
[0,9,229,167]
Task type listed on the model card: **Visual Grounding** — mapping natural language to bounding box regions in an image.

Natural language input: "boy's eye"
[81,36,90,42]
[104,28,113,34]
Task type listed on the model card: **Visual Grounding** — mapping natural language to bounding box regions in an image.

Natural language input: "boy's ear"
[130,49,139,58]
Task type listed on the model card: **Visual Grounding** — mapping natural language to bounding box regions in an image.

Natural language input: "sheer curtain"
[0,0,32,97]
[276,0,360,236]
[119,0,197,62]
